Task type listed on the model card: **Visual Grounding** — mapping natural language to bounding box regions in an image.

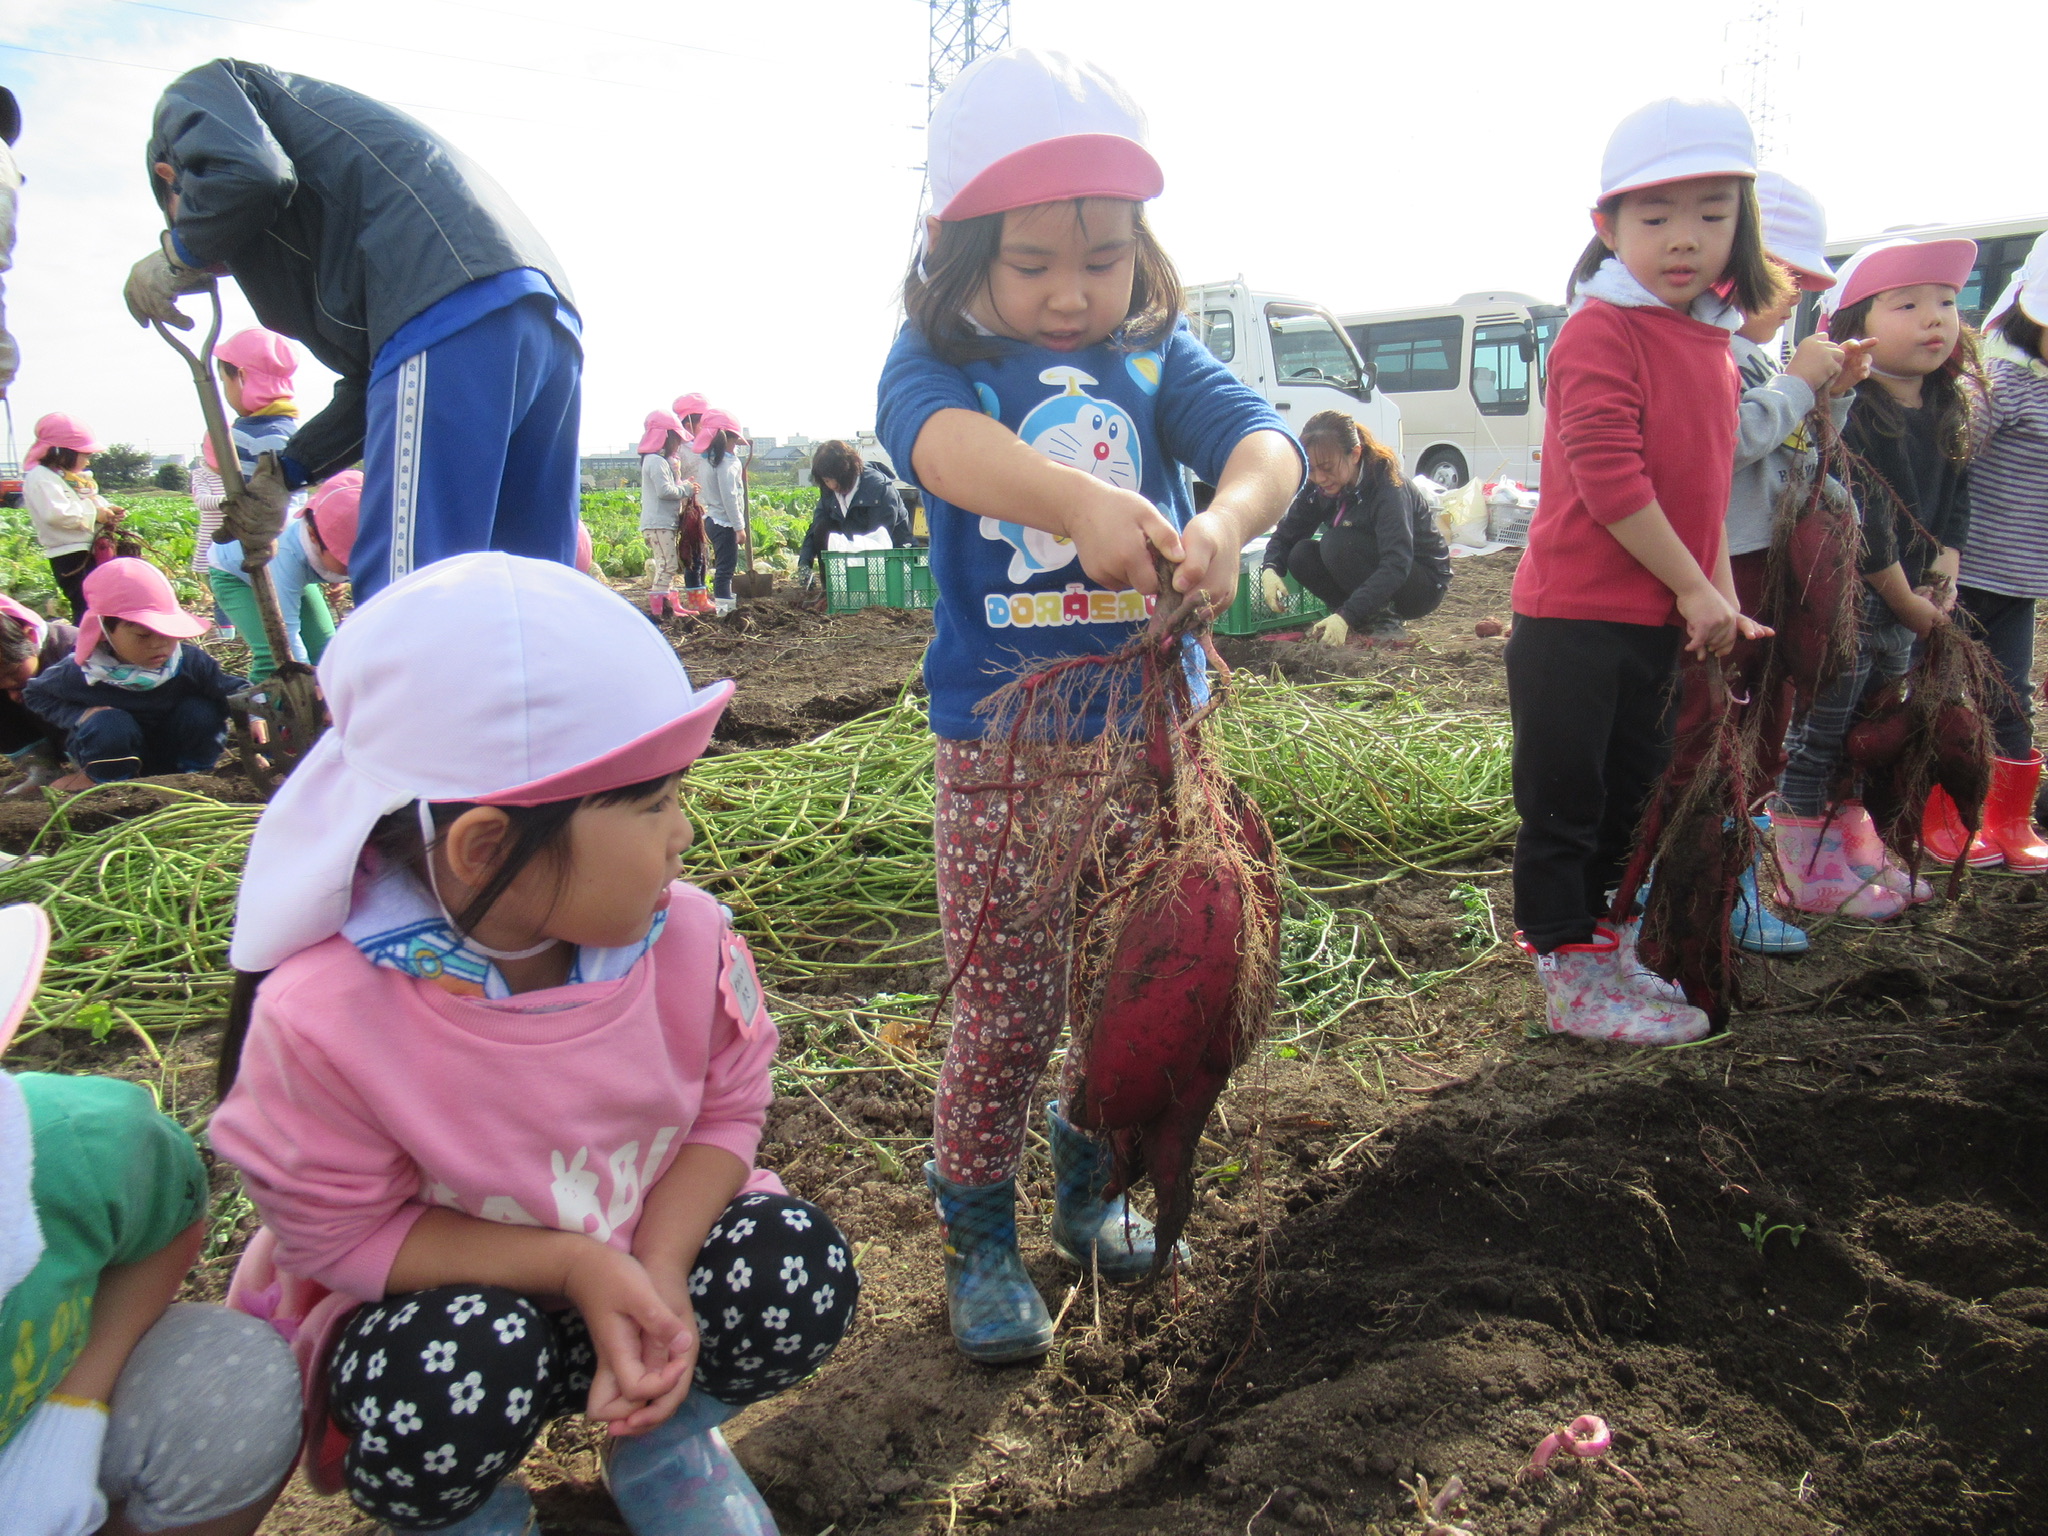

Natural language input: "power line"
[0,41,544,125]
[108,0,668,96]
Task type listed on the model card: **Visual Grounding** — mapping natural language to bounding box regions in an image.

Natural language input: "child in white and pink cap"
[21,558,245,787]
[1774,236,1982,883]
[208,553,855,1536]
[876,48,1303,1363]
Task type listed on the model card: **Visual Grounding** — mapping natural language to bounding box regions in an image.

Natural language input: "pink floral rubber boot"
[1768,813,1909,920]
[1517,931,1710,1046]
[1836,801,1933,903]
[1600,917,1688,1004]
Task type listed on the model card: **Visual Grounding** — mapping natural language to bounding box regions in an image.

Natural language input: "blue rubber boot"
[1046,1102,1187,1280]
[604,1389,775,1535]
[1733,816,1810,956]
[924,1161,1053,1363]
[408,1480,537,1535]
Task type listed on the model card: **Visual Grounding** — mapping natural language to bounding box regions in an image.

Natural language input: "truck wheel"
[1418,449,1468,490]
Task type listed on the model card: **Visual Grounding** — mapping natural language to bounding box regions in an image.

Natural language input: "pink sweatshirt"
[211,881,781,1491]
[214,880,779,1299]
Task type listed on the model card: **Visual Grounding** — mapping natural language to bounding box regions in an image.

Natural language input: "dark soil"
[12,549,2048,1536]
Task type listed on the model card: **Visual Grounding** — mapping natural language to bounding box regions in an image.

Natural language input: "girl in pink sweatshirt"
[208,553,855,1536]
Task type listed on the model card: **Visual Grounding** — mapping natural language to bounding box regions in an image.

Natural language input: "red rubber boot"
[1922,786,1999,869]
[1984,753,2048,875]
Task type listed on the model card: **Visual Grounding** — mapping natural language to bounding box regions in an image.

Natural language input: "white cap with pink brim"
[1598,97,1756,201]
[227,553,733,972]
[927,48,1162,222]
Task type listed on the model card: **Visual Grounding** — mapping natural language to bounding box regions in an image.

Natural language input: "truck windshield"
[1266,304,1362,395]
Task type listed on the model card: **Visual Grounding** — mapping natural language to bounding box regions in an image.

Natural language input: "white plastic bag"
[1438,481,1488,547]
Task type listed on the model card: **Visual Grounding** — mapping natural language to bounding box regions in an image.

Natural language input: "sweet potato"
[1070,783,1279,1263]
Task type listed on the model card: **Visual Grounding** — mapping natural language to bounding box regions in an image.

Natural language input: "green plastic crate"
[822,548,937,613]
[1214,567,1327,637]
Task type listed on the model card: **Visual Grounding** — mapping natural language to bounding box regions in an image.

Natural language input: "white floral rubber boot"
[1769,813,1908,920]
[1836,801,1933,903]
[1516,931,1710,1045]
[1600,917,1688,1004]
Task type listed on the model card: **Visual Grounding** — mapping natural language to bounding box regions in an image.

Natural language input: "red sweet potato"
[1070,781,1279,1269]
[1933,702,1992,830]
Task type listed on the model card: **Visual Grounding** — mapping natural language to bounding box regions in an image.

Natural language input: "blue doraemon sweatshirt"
[878,317,1294,738]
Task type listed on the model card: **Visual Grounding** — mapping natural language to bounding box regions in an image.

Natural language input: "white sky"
[3,0,2042,459]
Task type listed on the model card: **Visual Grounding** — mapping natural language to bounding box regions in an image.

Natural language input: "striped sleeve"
[1958,361,2048,599]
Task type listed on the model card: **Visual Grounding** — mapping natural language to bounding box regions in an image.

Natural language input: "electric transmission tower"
[915,0,1011,222]
[928,0,1011,113]
[1722,0,1797,162]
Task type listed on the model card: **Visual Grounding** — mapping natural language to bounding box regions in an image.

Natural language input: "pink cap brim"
[469,679,734,807]
[938,133,1163,221]
[1836,239,1978,314]
[74,606,208,664]
[690,422,747,455]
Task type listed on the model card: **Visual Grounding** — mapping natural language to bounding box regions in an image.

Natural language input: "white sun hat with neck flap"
[1985,231,2048,331]
[1755,171,1835,290]
[229,553,733,973]
[1599,96,1757,201]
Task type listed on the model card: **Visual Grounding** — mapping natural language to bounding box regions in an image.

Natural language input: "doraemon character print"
[980,366,1146,582]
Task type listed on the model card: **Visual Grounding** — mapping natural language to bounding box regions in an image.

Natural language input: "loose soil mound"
[662,598,931,751]
[733,885,2048,1536]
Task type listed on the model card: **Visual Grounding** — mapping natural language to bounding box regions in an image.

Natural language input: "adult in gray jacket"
[122,60,581,600]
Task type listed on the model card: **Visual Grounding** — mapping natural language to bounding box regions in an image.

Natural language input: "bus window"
[1347,316,1462,393]
[1266,305,1363,394]
[1198,309,1236,363]
[1471,323,1532,416]
[1530,305,1566,403]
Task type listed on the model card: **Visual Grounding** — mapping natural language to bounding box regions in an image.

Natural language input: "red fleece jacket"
[1511,299,1741,626]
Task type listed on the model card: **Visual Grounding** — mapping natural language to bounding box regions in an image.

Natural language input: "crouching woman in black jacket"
[1260,411,1451,647]
[796,440,911,589]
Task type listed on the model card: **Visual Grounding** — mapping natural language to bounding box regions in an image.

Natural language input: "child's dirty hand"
[1067,480,1183,596]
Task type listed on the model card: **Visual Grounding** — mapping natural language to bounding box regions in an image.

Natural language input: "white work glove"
[1307,613,1349,646]
[215,452,291,570]
[1258,568,1289,613]
[0,1396,111,1536]
[123,232,213,329]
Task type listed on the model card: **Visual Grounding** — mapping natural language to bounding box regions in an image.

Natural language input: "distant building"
[581,453,640,490]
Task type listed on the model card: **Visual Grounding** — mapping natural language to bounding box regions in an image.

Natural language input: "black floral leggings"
[327,1192,856,1530]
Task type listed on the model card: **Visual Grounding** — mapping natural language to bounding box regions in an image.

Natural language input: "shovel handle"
[151,287,295,678]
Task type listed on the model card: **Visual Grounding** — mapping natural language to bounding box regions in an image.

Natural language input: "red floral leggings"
[934,738,1133,1186]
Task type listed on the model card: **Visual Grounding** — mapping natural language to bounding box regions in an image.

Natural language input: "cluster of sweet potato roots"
[1610,408,1996,1030]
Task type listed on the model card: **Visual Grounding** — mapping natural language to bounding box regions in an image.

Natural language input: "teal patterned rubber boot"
[925,1161,1053,1363]
[1045,1102,1187,1280]
[604,1389,774,1535]
[1732,815,1810,955]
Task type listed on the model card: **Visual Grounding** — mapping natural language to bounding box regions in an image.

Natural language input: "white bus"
[1341,293,1567,490]
[1790,213,2047,344]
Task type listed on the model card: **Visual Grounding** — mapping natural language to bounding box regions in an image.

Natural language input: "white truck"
[1184,279,1403,461]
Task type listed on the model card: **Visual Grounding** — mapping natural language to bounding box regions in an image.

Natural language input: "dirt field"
[7,549,2047,1536]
